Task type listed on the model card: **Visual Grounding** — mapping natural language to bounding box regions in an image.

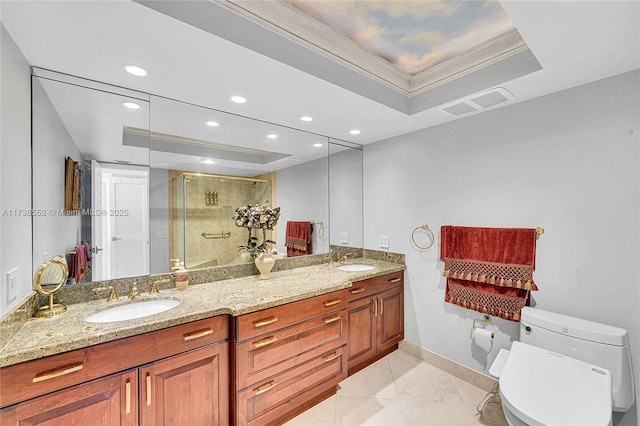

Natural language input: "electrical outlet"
[340,232,349,244]
[155,230,168,239]
[379,234,389,249]
[6,268,18,303]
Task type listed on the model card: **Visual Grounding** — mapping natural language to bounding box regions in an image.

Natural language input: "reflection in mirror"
[31,70,362,287]
[31,70,150,284]
[329,139,364,250]
[148,96,330,274]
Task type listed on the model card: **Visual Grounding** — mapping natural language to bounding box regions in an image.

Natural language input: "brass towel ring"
[411,224,435,251]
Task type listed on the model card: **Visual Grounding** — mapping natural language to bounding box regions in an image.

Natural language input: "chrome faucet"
[128,282,140,300]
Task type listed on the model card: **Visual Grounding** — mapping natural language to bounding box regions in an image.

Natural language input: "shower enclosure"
[170,172,273,268]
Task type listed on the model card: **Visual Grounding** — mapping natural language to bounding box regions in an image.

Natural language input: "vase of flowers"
[233,203,281,278]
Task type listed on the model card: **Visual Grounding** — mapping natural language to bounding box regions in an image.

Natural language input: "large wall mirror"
[329,139,363,250]
[32,70,150,284]
[32,70,360,286]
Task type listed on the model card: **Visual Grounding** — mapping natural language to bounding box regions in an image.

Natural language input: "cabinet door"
[377,286,404,354]
[346,296,376,372]
[0,370,137,426]
[140,342,229,426]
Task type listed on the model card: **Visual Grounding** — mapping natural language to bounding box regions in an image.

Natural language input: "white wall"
[276,157,329,255]
[0,23,33,315]
[149,167,169,274]
[363,70,639,425]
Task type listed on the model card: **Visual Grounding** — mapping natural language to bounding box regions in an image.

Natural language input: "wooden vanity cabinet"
[346,271,404,374]
[0,369,139,425]
[0,316,229,426]
[233,289,349,426]
[140,342,229,426]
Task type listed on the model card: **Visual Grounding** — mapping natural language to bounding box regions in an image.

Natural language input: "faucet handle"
[93,286,118,302]
[128,282,140,300]
[150,279,171,294]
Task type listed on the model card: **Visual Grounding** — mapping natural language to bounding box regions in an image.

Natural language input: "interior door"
[91,160,105,280]
[109,172,149,279]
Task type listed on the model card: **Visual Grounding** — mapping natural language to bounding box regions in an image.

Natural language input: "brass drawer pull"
[379,297,384,316]
[389,277,401,283]
[253,335,278,349]
[146,374,152,406]
[350,287,365,294]
[32,363,83,383]
[183,328,213,341]
[324,315,341,324]
[125,380,132,414]
[323,299,341,307]
[323,352,341,363]
[254,381,277,395]
[253,316,278,328]
[374,299,378,317]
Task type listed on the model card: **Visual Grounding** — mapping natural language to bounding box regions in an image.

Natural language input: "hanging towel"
[440,226,538,321]
[74,242,92,283]
[285,221,313,257]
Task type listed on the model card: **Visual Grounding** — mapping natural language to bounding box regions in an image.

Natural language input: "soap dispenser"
[171,259,189,291]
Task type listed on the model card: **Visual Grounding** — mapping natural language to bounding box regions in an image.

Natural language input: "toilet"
[499,307,635,426]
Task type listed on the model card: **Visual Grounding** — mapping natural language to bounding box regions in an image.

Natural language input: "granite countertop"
[0,259,404,368]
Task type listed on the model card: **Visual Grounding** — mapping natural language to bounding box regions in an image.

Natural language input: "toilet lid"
[499,341,612,426]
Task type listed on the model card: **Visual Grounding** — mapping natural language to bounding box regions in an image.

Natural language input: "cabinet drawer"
[236,345,347,426]
[347,271,403,301]
[236,290,348,341]
[0,315,229,408]
[236,310,346,389]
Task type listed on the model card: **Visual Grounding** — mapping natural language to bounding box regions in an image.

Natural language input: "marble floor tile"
[400,400,482,426]
[334,395,405,425]
[287,349,492,426]
[284,395,337,426]
[336,356,398,399]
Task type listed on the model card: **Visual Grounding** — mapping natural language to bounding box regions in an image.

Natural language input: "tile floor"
[285,349,495,426]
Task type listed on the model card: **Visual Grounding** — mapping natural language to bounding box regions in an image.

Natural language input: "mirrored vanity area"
[1,67,405,426]
[32,68,365,286]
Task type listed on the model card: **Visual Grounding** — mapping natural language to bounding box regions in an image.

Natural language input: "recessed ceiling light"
[231,96,246,104]
[202,159,215,165]
[313,143,324,148]
[300,116,313,122]
[123,102,140,109]
[206,121,219,127]
[350,129,361,135]
[123,65,147,76]
[267,134,278,139]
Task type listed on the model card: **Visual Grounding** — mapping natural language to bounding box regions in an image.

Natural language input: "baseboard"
[399,340,496,391]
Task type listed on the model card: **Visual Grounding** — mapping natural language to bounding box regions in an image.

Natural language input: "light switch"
[155,230,168,239]
[379,235,389,249]
[340,232,349,244]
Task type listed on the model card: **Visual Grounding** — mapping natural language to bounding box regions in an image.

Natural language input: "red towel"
[440,226,538,321]
[285,221,313,257]
[74,242,92,283]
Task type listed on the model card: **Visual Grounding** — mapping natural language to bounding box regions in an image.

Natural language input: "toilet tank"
[520,307,635,412]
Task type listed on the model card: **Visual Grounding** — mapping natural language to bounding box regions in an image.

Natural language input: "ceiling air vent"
[439,87,514,117]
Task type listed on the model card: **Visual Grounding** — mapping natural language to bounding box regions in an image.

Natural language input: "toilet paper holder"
[472,315,495,338]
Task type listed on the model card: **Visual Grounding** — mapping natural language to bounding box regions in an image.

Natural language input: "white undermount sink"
[85,299,180,323]
[337,264,375,272]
